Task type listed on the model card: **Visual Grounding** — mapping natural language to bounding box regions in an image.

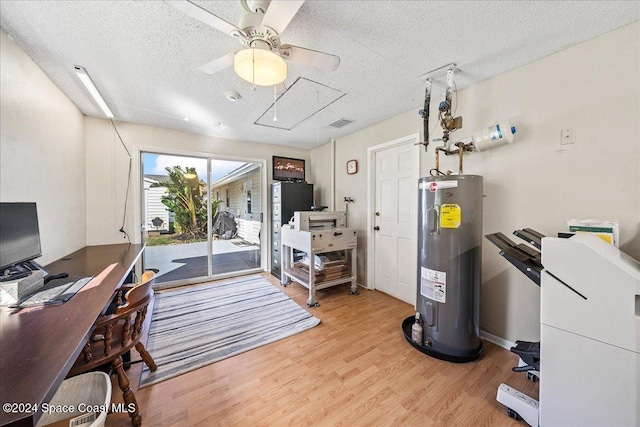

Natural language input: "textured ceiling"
[0,1,638,149]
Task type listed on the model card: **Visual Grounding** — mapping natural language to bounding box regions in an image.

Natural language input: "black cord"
[110,120,132,244]
[430,168,445,176]
[120,157,132,243]
[110,119,131,157]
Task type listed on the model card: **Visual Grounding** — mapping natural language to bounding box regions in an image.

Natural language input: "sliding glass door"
[209,161,262,278]
[141,151,263,288]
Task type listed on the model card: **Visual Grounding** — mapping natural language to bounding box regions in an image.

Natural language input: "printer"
[488,231,640,426]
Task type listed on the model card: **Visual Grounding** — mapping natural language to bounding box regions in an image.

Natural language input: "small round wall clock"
[347,159,358,175]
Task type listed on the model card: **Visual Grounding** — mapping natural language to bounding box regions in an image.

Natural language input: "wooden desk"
[0,244,144,427]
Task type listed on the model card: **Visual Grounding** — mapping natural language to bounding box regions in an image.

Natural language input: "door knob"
[373,226,380,231]
[375,212,381,216]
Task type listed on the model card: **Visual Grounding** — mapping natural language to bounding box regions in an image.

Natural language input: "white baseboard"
[481,330,516,351]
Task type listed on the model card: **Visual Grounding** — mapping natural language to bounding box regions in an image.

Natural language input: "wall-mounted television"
[273,156,305,182]
[0,202,42,272]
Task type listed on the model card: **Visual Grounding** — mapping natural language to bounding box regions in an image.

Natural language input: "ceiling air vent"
[327,118,353,128]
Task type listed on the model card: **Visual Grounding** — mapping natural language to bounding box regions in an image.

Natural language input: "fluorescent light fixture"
[233,42,287,87]
[74,65,114,118]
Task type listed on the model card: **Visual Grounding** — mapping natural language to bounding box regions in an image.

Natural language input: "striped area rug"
[139,275,320,388]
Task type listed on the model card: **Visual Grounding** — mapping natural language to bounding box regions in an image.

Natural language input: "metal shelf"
[283,269,355,291]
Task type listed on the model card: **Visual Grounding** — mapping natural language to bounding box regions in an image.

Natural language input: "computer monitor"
[0,202,42,272]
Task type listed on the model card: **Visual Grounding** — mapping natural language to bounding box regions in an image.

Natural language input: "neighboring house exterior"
[211,163,261,245]
[144,166,261,243]
[144,174,170,233]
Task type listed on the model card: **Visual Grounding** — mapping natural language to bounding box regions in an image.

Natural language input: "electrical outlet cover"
[561,128,575,145]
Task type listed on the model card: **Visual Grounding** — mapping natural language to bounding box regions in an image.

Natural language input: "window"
[247,190,252,214]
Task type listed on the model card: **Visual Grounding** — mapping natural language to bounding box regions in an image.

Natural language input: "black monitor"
[273,156,305,181]
[0,203,42,272]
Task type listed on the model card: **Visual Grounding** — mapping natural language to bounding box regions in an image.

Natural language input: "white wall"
[311,22,640,343]
[84,118,311,246]
[0,30,86,265]
[309,140,334,209]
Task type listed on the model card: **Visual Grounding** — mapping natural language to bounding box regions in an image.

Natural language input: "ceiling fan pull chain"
[251,48,257,91]
[273,85,278,122]
[316,90,320,143]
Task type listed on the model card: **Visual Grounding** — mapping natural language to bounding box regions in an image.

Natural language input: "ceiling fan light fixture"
[234,47,287,86]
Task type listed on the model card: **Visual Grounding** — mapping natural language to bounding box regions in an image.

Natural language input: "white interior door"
[373,141,419,305]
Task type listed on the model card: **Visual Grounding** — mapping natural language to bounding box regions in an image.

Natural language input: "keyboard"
[17,277,93,308]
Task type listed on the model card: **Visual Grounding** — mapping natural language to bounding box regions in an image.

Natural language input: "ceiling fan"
[165,0,340,87]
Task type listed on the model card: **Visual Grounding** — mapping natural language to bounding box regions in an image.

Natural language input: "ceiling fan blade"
[261,0,305,35]
[195,52,234,75]
[165,0,242,36]
[281,44,340,71]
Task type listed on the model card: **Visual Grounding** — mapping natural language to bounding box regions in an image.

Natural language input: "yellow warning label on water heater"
[440,204,461,228]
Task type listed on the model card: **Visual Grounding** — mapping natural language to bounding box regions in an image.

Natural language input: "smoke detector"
[224,90,241,102]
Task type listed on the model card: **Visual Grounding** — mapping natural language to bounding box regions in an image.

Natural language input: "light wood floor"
[106,273,538,426]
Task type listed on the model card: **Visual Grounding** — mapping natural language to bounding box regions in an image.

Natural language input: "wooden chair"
[67,271,158,427]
